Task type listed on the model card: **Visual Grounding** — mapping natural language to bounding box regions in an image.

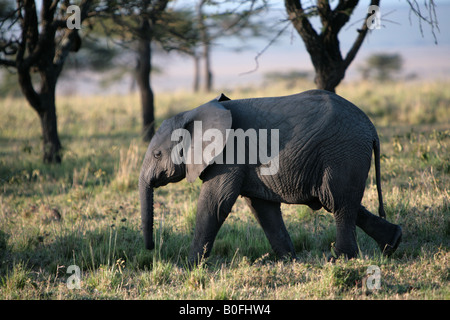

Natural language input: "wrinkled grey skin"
[139,90,402,264]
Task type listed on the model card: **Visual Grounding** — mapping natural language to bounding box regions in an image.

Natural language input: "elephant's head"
[139,95,232,250]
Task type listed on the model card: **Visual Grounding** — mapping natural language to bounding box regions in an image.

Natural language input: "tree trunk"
[193,54,200,92]
[18,67,62,163]
[314,69,343,92]
[288,18,346,93]
[39,51,63,163]
[4,0,94,164]
[136,19,155,142]
[311,53,346,93]
[197,0,213,93]
[203,42,213,92]
[39,102,62,163]
[39,73,62,163]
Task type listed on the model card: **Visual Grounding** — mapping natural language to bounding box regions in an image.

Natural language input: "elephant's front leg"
[189,174,241,265]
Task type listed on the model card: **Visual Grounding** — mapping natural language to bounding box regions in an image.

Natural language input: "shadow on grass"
[0,221,193,277]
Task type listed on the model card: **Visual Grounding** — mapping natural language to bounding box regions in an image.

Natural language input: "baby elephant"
[139,90,402,264]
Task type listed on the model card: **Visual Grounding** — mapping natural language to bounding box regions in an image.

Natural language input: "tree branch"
[0,57,16,67]
[152,0,169,14]
[240,21,290,76]
[285,0,319,48]
[332,0,359,33]
[53,0,93,74]
[17,64,42,113]
[406,0,439,44]
[317,0,332,30]
[343,0,380,68]
[17,0,56,71]
[16,0,39,66]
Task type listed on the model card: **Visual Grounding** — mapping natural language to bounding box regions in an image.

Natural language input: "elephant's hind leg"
[244,197,297,259]
[319,161,368,259]
[332,204,360,259]
[356,206,402,256]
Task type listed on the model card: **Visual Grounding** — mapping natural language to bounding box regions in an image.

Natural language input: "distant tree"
[190,0,268,92]
[93,0,266,139]
[359,53,403,81]
[263,70,311,88]
[0,0,94,163]
[108,0,170,142]
[284,0,438,92]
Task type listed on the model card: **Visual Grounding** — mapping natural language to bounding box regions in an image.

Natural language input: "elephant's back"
[222,89,378,164]
[222,89,374,131]
[288,89,375,127]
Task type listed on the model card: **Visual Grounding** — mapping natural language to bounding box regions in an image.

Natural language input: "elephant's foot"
[327,252,356,263]
[279,252,299,263]
[327,242,358,263]
[379,225,402,257]
[356,206,402,257]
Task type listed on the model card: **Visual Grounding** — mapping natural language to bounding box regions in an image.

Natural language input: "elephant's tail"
[373,139,386,219]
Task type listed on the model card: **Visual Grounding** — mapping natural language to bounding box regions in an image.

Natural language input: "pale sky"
[58,0,450,95]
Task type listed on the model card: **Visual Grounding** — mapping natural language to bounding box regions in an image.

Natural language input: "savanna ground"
[0,80,449,300]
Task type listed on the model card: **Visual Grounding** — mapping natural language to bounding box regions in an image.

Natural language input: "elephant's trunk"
[139,177,155,250]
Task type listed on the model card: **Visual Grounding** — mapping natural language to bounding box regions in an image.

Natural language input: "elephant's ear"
[183,99,232,183]
[215,93,231,102]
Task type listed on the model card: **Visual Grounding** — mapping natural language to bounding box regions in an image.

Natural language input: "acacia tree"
[98,0,169,142]
[359,52,403,81]
[284,0,438,92]
[192,0,268,92]
[0,0,93,163]
[133,0,168,141]
[285,0,381,92]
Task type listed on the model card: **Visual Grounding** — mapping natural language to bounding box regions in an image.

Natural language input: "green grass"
[0,80,449,299]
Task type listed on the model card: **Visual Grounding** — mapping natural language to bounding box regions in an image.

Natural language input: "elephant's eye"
[153,150,162,159]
